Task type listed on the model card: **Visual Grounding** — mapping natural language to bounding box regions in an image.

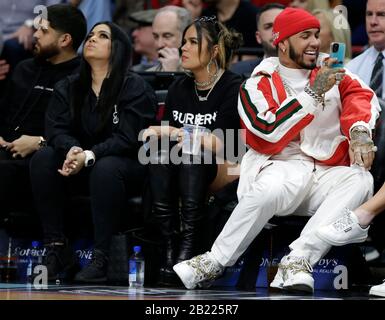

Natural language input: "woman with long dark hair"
[30,22,157,283]
[143,17,243,285]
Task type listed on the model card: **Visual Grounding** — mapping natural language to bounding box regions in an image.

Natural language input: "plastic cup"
[182,124,206,155]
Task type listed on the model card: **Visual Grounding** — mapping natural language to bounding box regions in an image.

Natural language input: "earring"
[207,58,219,77]
[206,58,213,74]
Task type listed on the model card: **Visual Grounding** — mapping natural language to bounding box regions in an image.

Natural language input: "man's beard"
[33,42,60,61]
[261,40,278,58]
[288,42,318,70]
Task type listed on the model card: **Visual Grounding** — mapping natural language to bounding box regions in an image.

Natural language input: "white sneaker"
[369,281,385,297]
[316,208,369,246]
[173,252,224,290]
[282,256,314,293]
[270,255,289,289]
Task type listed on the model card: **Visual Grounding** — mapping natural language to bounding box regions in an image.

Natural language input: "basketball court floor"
[0,282,382,300]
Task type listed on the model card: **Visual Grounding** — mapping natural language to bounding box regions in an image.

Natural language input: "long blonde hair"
[291,0,330,12]
[313,9,352,60]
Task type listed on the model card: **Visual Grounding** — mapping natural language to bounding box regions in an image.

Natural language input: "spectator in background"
[149,6,192,72]
[69,0,112,34]
[313,9,352,62]
[29,22,157,283]
[202,0,259,49]
[289,0,330,11]
[231,3,284,78]
[0,0,61,75]
[0,4,87,232]
[251,0,290,6]
[181,0,204,19]
[0,27,9,80]
[130,9,159,72]
[113,0,147,33]
[0,29,8,81]
[343,0,368,47]
[346,0,385,99]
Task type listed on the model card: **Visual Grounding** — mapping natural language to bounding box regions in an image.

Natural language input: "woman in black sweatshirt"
[142,16,243,285]
[30,22,157,283]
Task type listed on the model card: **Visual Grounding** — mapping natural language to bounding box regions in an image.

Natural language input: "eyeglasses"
[194,15,217,23]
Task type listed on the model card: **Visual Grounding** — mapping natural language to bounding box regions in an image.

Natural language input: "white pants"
[211,160,373,267]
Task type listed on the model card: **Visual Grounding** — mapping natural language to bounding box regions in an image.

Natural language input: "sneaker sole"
[316,230,367,246]
[283,283,314,294]
[198,280,213,289]
[269,281,284,290]
[369,288,385,297]
[173,263,197,290]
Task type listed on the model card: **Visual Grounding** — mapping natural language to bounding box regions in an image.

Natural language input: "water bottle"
[26,241,41,283]
[2,237,18,282]
[128,246,145,287]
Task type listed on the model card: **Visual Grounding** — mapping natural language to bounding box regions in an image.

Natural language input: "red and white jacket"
[237,57,380,198]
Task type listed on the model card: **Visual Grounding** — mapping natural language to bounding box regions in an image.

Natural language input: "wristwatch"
[38,136,47,148]
[84,150,96,167]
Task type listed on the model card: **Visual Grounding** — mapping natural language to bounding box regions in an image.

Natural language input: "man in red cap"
[173,8,380,293]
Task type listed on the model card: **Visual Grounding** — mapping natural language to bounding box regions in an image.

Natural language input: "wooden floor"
[0,282,383,300]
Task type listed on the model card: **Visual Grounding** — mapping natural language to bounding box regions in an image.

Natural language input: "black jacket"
[0,57,81,141]
[46,72,157,159]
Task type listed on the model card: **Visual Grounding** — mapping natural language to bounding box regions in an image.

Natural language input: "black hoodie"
[45,72,157,159]
[0,56,81,141]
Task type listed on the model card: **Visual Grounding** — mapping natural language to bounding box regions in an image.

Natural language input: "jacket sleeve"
[90,79,157,159]
[238,75,318,154]
[338,69,380,138]
[0,82,11,137]
[45,79,82,156]
[0,62,27,138]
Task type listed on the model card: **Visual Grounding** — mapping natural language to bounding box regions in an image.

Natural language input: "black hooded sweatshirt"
[0,56,80,141]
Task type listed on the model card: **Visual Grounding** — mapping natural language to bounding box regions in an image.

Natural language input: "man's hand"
[349,126,376,170]
[0,60,10,80]
[0,136,10,148]
[310,58,345,96]
[8,25,34,51]
[9,135,41,158]
[158,47,180,71]
[58,147,85,176]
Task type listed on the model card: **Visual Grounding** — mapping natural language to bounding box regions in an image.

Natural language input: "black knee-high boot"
[149,162,180,284]
[176,159,215,263]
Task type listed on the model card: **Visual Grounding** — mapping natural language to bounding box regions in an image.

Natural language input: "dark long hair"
[71,22,132,133]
